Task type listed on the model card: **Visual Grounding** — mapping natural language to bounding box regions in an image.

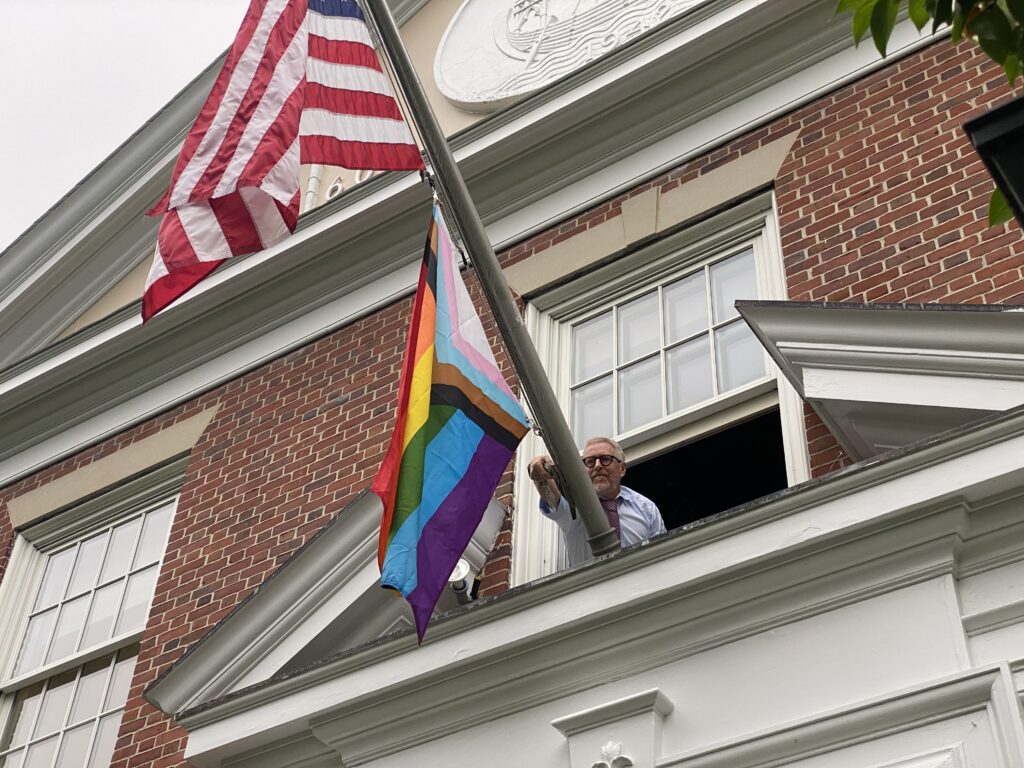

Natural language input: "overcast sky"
[0,0,250,252]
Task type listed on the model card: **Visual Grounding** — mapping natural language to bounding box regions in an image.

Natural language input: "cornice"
[145,492,383,715]
[146,492,510,716]
[551,689,675,737]
[738,301,1024,459]
[0,59,224,366]
[738,301,1024,397]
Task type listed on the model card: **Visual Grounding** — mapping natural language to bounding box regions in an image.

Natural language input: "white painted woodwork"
[157,404,1024,768]
[740,302,1024,460]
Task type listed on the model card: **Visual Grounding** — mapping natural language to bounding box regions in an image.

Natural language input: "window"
[569,247,766,442]
[0,646,137,768]
[0,465,180,768]
[12,505,171,679]
[512,195,811,583]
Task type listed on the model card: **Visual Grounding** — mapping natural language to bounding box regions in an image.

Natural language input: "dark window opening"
[626,408,788,531]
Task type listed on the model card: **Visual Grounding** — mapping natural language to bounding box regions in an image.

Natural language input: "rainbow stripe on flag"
[373,204,529,641]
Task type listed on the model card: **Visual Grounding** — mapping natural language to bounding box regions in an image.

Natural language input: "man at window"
[528,437,666,566]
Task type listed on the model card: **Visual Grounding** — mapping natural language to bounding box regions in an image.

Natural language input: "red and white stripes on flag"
[143,0,423,321]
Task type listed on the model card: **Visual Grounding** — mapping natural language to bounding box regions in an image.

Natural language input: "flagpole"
[360,0,619,560]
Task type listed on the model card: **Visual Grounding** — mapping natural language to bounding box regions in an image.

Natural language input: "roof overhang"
[0,2,939,487]
[146,491,510,715]
[738,301,1024,460]
[153,403,1024,768]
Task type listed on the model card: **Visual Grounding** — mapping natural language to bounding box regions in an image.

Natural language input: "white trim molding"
[738,301,1024,460]
[552,689,675,768]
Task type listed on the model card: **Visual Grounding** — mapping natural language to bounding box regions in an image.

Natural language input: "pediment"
[146,489,510,716]
[738,300,1024,460]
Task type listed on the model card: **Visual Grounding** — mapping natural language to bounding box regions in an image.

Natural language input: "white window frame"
[0,458,183,697]
[512,193,810,585]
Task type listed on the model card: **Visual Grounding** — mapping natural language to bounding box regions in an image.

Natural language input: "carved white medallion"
[434,0,708,111]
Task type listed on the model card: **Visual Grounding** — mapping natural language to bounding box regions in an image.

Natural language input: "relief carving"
[592,741,633,768]
[435,0,706,111]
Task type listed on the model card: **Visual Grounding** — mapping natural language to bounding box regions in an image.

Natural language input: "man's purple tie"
[600,496,621,538]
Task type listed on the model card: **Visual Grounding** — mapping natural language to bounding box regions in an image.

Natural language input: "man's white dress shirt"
[539,485,666,566]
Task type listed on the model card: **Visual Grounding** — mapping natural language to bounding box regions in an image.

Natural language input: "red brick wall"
[504,39,1023,477]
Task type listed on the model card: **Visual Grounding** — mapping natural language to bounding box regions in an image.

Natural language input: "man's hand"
[528,454,562,507]
[528,455,555,482]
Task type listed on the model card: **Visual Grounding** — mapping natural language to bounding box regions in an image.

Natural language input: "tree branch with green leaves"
[836,0,1023,224]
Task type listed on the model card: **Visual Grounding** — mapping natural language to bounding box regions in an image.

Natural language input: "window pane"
[68,658,110,726]
[45,596,89,665]
[86,714,121,768]
[618,357,661,433]
[710,249,756,324]
[570,376,612,448]
[55,722,93,768]
[14,611,57,677]
[98,519,141,585]
[0,749,24,768]
[133,506,172,570]
[113,567,158,636]
[104,648,137,711]
[667,335,713,412]
[34,549,75,612]
[22,737,57,768]
[571,312,612,383]
[80,582,123,651]
[32,670,76,739]
[715,320,765,392]
[1,683,44,750]
[67,534,107,598]
[664,272,707,343]
[617,292,659,364]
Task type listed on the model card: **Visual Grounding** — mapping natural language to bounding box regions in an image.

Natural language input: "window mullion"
[80,719,102,768]
[106,578,132,643]
[704,264,718,396]
[45,666,83,768]
[94,525,117,592]
[611,305,619,435]
[34,548,75,671]
[69,588,98,660]
[79,655,117,763]
[20,678,49,755]
[570,369,612,390]
[125,518,145,573]
[658,284,667,420]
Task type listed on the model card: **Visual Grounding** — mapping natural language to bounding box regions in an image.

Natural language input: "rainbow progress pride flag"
[373,203,529,641]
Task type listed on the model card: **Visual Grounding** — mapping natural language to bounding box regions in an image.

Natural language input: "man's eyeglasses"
[582,455,621,468]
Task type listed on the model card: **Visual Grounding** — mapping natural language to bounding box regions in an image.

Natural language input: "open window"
[626,408,788,529]
[513,194,810,583]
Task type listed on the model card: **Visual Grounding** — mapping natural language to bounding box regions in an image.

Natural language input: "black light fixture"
[963,95,1024,227]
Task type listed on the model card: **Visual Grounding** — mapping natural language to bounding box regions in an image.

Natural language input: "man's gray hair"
[582,436,625,462]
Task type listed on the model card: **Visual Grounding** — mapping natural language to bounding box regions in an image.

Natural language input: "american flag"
[143,0,423,321]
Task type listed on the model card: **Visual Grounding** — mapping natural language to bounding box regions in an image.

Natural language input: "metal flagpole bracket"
[359,0,618,560]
